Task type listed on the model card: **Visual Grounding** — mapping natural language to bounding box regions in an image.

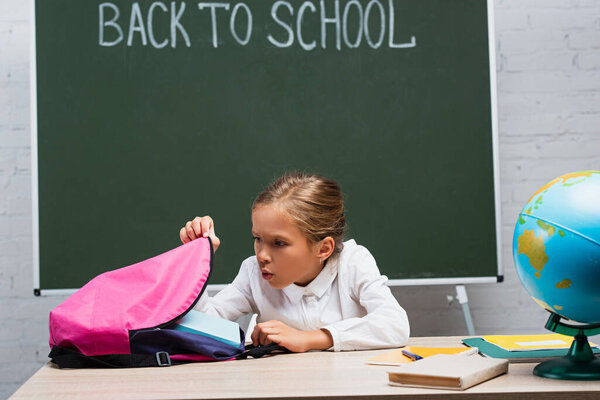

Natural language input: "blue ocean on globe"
[513,171,600,324]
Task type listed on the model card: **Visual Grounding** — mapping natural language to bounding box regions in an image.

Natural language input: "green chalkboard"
[33,0,501,293]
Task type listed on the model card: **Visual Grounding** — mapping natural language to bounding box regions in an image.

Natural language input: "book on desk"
[387,354,509,390]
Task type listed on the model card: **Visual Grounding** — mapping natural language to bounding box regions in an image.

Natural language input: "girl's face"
[251,204,322,289]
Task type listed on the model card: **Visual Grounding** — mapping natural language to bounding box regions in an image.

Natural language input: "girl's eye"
[274,240,286,247]
[253,236,261,242]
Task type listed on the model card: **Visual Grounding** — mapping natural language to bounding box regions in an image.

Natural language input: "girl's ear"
[316,237,335,262]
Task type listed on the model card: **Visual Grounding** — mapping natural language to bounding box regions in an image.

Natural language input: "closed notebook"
[173,310,241,347]
[366,346,478,366]
[481,333,598,351]
[387,354,509,390]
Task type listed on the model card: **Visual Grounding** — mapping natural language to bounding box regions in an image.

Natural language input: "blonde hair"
[252,171,346,257]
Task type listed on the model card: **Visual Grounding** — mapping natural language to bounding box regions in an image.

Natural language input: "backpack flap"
[49,237,213,357]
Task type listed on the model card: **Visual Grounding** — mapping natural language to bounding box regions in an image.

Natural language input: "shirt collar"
[282,257,338,302]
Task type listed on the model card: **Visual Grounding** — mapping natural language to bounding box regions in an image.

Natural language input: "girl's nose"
[256,247,271,263]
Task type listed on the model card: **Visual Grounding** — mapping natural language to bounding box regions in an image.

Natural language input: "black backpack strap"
[49,346,174,368]
[239,343,289,359]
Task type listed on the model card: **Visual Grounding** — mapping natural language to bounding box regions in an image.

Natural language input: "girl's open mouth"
[261,272,274,280]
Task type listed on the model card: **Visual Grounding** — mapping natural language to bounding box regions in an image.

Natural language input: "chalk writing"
[98,0,416,50]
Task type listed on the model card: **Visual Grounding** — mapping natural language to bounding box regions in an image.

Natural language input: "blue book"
[173,310,241,347]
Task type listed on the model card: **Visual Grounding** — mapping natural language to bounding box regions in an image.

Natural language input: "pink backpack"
[48,237,279,368]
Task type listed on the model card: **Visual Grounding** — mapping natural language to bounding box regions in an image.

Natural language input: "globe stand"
[534,313,600,380]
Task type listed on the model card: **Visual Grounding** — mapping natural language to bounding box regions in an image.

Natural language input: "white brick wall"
[2,0,600,397]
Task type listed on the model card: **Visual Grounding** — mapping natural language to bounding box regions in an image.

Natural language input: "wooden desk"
[10,336,600,399]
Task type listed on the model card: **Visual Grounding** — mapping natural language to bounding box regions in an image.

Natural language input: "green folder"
[462,337,600,363]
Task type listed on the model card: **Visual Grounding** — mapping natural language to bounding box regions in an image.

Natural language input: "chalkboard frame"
[31,0,502,296]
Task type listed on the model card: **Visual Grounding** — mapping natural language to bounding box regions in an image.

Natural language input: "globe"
[513,170,600,324]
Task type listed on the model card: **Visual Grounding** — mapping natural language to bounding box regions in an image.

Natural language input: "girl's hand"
[251,320,333,353]
[179,216,221,252]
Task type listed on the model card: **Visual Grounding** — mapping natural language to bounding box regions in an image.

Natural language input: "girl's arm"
[321,246,410,351]
[194,257,258,321]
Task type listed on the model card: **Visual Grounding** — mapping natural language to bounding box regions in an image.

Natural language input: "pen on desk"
[401,350,423,361]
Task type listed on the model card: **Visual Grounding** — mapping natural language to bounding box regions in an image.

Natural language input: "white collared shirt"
[195,239,410,351]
